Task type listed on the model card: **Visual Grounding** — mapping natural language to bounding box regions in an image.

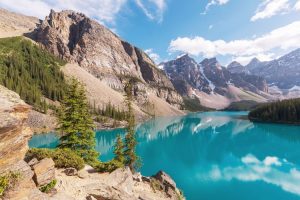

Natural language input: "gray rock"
[28,158,39,167]
[64,168,78,176]
[153,171,176,190]
[32,158,55,186]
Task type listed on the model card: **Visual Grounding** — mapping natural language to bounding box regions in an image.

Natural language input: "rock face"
[201,58,268,93]
[32,10,183,111]
[245,48,300,89]
[163,54,211,96]
[0,85,32,174]
[0,85,49,200]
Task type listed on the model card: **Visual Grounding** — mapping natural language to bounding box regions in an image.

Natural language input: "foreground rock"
[52,166,184,200]
[0,85,48,199]
[32,158,55,186]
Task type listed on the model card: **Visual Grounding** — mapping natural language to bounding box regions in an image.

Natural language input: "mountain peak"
[248,57,261,65]
[175,53,194,61]
[200,57,219,67]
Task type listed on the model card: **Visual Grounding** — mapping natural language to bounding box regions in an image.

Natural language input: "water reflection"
[29,112,300,200]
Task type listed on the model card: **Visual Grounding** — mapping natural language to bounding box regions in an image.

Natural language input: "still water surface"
[29,112,300,200]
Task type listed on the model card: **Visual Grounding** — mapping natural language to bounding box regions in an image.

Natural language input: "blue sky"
[1,0,300,65]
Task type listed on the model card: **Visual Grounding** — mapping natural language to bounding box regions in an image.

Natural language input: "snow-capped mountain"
[245,48,300,89]
[160,55,270,109]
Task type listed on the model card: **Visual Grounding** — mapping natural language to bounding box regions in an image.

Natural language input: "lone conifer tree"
[123,82,140,172]
[58,78,98,163]
[114,134,125,164]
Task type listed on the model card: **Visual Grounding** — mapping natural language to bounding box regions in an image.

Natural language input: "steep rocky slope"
[0,8,39,38]
[161,55,270,109]
[30,10,183,117]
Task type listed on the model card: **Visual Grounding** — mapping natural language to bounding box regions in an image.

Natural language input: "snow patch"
[199,65,215,92]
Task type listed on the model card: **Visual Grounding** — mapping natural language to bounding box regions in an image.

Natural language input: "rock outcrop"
[31,10,183,113]
[0,85,49,200]
[0,85,32,173]
[52,166,184,200]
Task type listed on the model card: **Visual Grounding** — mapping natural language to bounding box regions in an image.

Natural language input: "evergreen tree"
[123,82,140,172]
[113,134,125,164]
[58,78,98,164]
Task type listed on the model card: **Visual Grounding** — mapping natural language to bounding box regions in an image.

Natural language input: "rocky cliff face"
[162,54,211,96]
[32,10,183,110]
[0,85,49,199]
[0,85,32,174]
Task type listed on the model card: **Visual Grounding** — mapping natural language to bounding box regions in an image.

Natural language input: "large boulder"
[32,158,55,186]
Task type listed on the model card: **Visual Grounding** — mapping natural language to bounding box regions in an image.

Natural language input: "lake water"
[29,111,300,200]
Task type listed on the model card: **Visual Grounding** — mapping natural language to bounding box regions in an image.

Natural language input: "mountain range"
[228,49,300,99]
[160,54,270,109]
[0,8,300,113]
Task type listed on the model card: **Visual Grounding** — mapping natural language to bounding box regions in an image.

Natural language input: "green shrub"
[26,148,85,170]
[39,179,57,193]
[53,149,85,170]
[0,175,9,196]
[0,172,21,197]
[95,160,124,173]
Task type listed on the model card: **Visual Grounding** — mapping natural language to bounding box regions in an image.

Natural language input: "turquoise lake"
[29,111,300,200]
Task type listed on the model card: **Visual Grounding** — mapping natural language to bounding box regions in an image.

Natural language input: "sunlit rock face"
[32,10,183,109]
[0,85,32,174]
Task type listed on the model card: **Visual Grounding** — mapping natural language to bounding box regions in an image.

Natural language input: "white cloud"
[207,154,300,196]
[0,0,167,24]
[145,48,161,64]
[135,0,166,22]
[295,0,300,10]
[251,0,290,21]
[0,0,127,25]
[168,20,300,63]
[233,53,275,65]
[201,0,230,15]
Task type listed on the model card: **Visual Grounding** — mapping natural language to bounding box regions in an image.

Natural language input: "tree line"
[92,101,128,121]
[0,37,66,112]
[248,98,300,124]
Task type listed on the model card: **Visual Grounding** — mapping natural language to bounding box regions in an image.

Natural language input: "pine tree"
[123,82,140,172]
[113,134,125,164]
[58,78,99,164]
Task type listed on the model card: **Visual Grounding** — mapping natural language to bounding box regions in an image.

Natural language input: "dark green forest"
[248,98,300,124]
[0,37,67,111]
